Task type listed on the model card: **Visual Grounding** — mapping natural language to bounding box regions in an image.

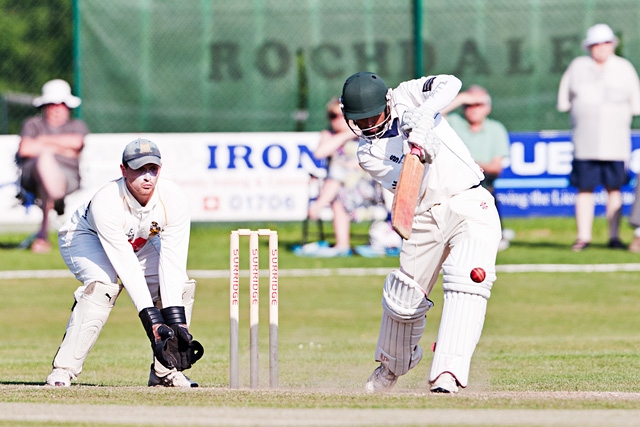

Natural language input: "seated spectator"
[16,79,88,253]
[354,186,402,258]
[295,97,388,257]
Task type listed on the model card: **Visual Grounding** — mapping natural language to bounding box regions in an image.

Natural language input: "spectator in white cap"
[557,24,640,252]
[16,79,89,253]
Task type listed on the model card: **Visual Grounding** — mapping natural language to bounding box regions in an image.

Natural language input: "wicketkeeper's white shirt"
[59,177,191,312]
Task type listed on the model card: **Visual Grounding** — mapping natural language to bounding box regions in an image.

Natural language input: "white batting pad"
[152,279,196,325]
[53,281,121,375]
[381,270,432,320]
[429,291,487,387]
[375,270,433,376]
[376,311,425,376]
[442,237,498,298]
[182,279,197,326]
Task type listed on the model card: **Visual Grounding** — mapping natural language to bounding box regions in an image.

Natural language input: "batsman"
[45,138,203,388]
[341,72,501,393]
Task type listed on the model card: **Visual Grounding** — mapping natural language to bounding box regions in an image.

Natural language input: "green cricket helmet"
[341,72,389,120]
[341,72,392,141]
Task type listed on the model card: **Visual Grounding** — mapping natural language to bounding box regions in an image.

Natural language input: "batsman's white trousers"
[400,185,501,296]
[399,185,501,387]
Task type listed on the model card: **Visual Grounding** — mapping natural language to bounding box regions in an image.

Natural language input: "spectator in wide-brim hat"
[558,24,640,252]
[16,79,88,253]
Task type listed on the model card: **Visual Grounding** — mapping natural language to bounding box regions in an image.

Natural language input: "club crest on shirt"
[149,221,162,237]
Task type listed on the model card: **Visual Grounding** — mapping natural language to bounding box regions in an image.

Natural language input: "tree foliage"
[0,0,73,133]
[0,0,74,95]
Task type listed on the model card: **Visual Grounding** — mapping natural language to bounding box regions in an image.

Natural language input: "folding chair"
[301,174,329,245]
[0,178,38,248]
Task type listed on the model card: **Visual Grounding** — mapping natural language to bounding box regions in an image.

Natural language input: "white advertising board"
[0,133,325,226]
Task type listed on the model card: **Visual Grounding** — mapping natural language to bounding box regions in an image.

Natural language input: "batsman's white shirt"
[358,75,501,292]
[59,177,190,312]
[358,75,502,388]
[358,75,485,214]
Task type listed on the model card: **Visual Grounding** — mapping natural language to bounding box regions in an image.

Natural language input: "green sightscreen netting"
[77,0,640,133]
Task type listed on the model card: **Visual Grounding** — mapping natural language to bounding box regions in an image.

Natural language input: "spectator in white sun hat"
[581,23,619,50]
[16,79,88,253]
[558,24,640,252]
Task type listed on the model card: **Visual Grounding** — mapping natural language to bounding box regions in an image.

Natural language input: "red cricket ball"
[470,267,486,283]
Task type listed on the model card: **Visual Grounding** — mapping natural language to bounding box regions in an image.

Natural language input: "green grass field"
[1,217,640,426]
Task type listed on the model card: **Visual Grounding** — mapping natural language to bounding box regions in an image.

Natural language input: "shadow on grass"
[508,240,570,250]
[0,242,26,249]
[0,381,44,386]
[0,381,102,387]
[510,240,630,251]
[0,234,35,250]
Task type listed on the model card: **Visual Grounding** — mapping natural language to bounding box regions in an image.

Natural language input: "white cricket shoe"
[148,366,198,388]
[364,364,397,393]
[45,368,76,387]
[430,372,459,394]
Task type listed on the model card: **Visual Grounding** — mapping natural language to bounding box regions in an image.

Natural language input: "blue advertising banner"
[495,131,640,217]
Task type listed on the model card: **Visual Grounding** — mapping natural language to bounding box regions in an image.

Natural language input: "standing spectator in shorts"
[441,85,512,250]
[557,24,640,251]
[45,138,203,388]
[16,79,89,253]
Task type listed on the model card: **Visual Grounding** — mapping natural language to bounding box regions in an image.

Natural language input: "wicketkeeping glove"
[161,306,205,371]
[139,307,177,370]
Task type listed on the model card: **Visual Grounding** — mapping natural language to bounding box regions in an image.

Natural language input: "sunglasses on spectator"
[464,103,487,108]
[327,112,343,120]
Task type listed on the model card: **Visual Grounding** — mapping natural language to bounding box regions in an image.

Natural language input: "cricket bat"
[391,146,425,240]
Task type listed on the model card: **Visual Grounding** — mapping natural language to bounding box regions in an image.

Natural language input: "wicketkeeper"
[45,138,203,387]
[341,72,501,393]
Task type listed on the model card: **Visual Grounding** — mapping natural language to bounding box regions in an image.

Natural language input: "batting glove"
[400,104,437,137]
[408,126,441,164]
